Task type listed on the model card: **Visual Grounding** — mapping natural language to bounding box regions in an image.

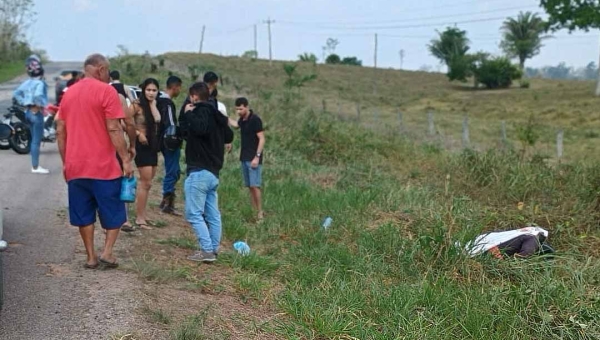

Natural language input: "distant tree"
[325,54,341,65]
[544,62,572,79]
[540,0,600,94]
[500,12,549,70]
[116,44,130,57]
[242,50,258,59]
[325,38,339,55]
[298,53,318,63]
[283,63,317,89]
[341,56,362,66]
[428,27,470,67]
[583,61,598,80]
[0,0,35,61]
[419,65,433,72]
[474,57,522,89]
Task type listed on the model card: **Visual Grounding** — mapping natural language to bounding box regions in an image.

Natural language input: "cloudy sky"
[30,0,599,70]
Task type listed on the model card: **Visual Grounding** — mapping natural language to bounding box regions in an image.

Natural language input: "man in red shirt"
[56,54,133,269]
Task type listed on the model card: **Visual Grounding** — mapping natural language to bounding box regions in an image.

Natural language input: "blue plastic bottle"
[120,176,137,202]
[233,241,251,256]
[322,217,333,229]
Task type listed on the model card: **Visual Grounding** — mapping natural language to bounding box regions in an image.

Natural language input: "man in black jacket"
[158,76,183,215]
[181,82,234,263]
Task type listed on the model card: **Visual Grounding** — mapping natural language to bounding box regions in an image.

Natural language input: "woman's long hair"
[139,78,160,151]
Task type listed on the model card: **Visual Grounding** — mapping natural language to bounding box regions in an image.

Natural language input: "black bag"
[162,100,183,150]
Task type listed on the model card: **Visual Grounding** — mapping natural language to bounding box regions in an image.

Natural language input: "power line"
[278,4,538,28]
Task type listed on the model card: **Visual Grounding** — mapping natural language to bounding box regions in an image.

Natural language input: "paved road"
[0,63,148,340]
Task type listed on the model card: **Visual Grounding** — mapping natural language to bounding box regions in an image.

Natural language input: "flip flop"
[98,257,119,269]
[121,223,136,233]
[84,262,99,269]
[135,221,153,230]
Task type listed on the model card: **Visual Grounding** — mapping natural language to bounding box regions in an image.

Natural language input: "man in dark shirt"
[181,82,234,263]
[158,76,183,215]
[232,97,265,220]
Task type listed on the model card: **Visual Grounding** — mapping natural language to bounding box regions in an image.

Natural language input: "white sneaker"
[31,166,50,174]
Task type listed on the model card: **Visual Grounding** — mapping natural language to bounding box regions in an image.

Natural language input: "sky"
[29,0,600,71]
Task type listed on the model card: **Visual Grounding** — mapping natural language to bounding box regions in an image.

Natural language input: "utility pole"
[374,33,378,69]
[399,49,405,70]
[253,24,258,58]
[199,25,206,54]
[263,17,275,66]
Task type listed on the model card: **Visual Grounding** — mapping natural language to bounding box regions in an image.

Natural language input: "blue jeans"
[26,110,44,168]
[184,170,221,253]
[162,147,181,195]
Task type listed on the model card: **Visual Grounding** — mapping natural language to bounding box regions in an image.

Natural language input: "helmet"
[25,55,44,78]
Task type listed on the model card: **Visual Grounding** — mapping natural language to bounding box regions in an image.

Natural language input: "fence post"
[462,116,470,148]
[427,111,435,136]
[322,99,327,113]
[356,103,361,122]
[501,120,507,145]
[398,111,403,134]
[557,129,564,160]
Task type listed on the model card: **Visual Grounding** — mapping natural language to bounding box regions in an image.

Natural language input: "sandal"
[135,221,153,230]
[84,262,99,269]
[99,257,119,269]
[121,222,135,233]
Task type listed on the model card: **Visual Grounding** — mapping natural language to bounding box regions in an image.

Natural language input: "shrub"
[298,53,318,64]
[341,56,362,66]
[325,54,341,65]
[520,79,531,88]
[474,57,522,89]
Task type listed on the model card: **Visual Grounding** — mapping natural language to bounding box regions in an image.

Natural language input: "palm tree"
[428,27,470,67]
[500,12,549,70]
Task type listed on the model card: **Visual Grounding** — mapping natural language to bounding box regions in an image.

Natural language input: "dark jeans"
[162,147,181,195]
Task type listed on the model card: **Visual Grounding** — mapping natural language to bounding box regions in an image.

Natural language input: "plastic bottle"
[233,241,251,256]
[322,216,333,229]
[120,176,137,203]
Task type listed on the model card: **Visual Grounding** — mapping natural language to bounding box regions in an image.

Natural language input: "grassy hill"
[110,53,599,339]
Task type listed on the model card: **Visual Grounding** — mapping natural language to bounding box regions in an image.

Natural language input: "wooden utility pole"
[254,24,258,57]
[263,17,275,66]
[399,49,405,70]
[374,33,378,69]
[199,25,206,54]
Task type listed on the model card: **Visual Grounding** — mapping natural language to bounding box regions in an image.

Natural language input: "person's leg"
[68,179,98,266]
[248,164,263,219]
[242,162,256,209]
[203,175,221,254]
[184,171,214,254]
[135,166,154,227]
[27,111,43,170]
[95,178,126,264]
[164,148,181,214]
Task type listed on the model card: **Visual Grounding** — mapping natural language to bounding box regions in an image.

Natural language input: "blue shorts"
[241,161,262,187]
[68,178,126,230]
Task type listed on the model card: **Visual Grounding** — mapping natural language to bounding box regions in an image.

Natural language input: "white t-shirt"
[217,101,227,117]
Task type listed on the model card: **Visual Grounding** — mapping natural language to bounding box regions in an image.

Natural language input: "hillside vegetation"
[110,53,600,339]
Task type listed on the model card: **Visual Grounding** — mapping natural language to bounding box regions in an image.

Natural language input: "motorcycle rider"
[13,57,50,174]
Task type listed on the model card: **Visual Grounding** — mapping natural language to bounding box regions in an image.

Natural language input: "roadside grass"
[109,53,600,339]
[0,61,23,83]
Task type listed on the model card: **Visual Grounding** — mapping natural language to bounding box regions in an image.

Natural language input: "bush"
[298,53,318,64]
[341,56,362,66]
[474,57,522,89]
[519,79,530,88]
[325,54,341,65]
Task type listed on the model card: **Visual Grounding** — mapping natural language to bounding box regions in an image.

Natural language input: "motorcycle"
[0,102,57,155]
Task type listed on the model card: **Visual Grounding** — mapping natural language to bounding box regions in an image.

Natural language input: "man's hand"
[185,103,195,112]
[138,133,148,145]
[251,157,260,169]
[225,143,232,153]
[122,159,134,178]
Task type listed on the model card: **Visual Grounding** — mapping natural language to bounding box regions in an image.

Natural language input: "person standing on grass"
[232,97,265,220]
[158,76,183,215]
[132,78,162,230]
[181,82,234,263]
[13,58,50,174]
[56,53,133,269]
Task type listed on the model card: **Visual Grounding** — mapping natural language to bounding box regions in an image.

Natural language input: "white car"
[126,85,168,105]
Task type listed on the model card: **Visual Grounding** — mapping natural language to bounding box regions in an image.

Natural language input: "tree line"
[0,0,37,63]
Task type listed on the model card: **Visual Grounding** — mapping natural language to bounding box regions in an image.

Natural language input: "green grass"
[112,53,600,339]
[0,62,23,83]
[157,236,198,250]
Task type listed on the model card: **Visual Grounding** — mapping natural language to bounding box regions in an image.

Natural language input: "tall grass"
[111,54,600,339]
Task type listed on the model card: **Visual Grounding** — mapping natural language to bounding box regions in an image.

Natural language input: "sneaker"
[187,251,216,263]
[31,166,50,174]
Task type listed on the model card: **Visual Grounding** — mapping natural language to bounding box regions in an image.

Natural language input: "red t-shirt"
[58,78,125,181]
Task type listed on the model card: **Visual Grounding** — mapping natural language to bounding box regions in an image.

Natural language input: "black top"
[158,97,177,132]
[182,102,234,178]
[238,111,264,164]
[111,83,129,100]
[497,234,541,257]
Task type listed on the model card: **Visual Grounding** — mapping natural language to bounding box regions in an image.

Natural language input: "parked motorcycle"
[0,102,57,155]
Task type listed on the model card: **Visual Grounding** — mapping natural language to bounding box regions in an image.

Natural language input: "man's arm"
[256,131,265,155]
[56,118,66,164]
[106,118,133,176]
[119,94,136,149]
[229,117,239,129]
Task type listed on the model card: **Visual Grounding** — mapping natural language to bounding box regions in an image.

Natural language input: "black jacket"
[183,102,234,178]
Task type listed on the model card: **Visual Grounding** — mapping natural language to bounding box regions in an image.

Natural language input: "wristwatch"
[256,152,262,158]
